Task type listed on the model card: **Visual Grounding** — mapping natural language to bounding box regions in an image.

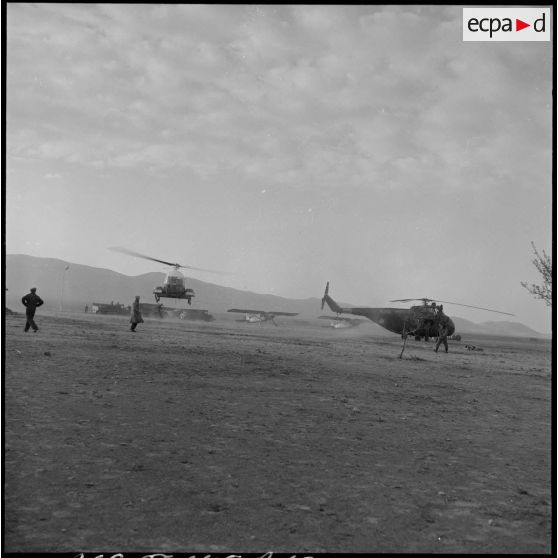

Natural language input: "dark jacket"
[130,300,144,324]
[22,292,44,310]
[438,313,450,336]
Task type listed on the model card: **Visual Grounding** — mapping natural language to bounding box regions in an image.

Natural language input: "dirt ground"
[3,310,553,553]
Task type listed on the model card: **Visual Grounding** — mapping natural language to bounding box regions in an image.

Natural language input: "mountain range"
[4,254,549,338]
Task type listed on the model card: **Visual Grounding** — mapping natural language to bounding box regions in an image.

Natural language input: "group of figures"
[20,287,452,351]
[21,288,144,333]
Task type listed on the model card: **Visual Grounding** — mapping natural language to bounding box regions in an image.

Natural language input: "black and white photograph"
[4,3,553,554]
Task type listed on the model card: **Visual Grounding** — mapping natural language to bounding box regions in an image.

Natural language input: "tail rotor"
[321,281,330,310]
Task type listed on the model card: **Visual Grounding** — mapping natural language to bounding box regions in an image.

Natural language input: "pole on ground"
[399,330,408,359]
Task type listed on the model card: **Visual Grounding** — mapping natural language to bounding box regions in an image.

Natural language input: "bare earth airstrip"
[3,311,552,553]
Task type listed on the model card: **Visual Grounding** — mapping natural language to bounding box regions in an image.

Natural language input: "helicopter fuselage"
[153,268,195,303]
[322,290,455,339]
[334,306,455,338]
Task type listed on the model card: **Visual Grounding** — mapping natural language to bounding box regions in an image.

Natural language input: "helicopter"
[109,247,227,304]
[321,282,514,341]
[227,308,299,326]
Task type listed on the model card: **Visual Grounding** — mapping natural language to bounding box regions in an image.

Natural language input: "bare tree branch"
[521,241,552,306]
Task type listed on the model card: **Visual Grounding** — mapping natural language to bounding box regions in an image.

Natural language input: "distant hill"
[452,317,548,338]
[4,254,323,317]
[4,254,548,338]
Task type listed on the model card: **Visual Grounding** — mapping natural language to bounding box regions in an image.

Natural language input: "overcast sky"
[6,4,553,332]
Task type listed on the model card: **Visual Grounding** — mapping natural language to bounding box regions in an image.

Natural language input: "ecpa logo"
[463,8,550,41]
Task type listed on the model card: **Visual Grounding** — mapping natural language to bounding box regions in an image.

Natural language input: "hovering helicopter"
[227,308,299,326]
[109,247,227,304]
[318,315,363,329]
[321,282,514,340]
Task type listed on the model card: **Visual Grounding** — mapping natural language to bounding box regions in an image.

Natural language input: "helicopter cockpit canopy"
[164,267,185,287]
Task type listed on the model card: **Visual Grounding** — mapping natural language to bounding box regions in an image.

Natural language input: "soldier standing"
[21,287,44,332]
[130,295,144,332]
[435,307,450,353]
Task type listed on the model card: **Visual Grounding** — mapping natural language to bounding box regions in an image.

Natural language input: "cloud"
[7,3,551,208]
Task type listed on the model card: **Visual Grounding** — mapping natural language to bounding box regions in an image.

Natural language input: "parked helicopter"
[321,282,514,340]
[109,247,227,304]
[227,308,299,326]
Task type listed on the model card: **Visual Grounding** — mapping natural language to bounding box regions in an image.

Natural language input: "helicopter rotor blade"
[176,263,232,275]
[390,298,434,303]
[390,295,514,316]
[109,246,180,267]
[109,246,231,274]
[434,300,515,316]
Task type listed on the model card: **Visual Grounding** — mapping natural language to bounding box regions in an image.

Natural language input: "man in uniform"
[130,295,144,332]
[21,287,44,332]
[434,306,450,353]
